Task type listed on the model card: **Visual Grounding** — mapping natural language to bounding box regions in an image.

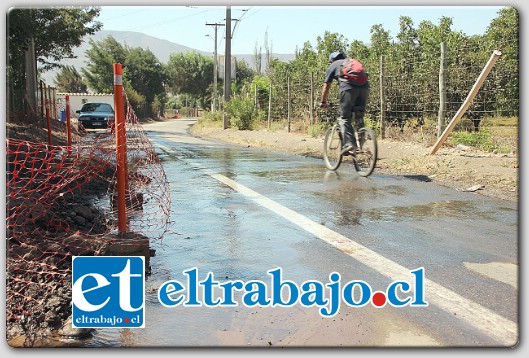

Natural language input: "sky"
[96,4,506,55]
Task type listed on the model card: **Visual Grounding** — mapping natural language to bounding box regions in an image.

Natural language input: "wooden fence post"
[379,55,386,139]
[268,80,272,129]
[437,42,447,138]
[310,71,314,126]
[65,95,72,152]
[254,83,258,110]
[39,80,44,119]
[45,97,52,145]
[52,87,58,120]
[429,50,502,155]
[287,76,291,133]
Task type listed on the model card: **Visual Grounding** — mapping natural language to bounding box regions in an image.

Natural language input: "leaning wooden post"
[65,95,72,152]
[114,63,128,233]
[429,50,502,155]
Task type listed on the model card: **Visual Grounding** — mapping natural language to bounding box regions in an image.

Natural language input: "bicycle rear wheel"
[323,124,343,170]
[353,127,377,177]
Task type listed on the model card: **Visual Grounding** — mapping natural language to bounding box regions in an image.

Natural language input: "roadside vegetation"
[8,7,518,136]
[196,111,518,156]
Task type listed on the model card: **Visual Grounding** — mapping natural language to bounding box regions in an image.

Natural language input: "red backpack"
[340,58,368,85]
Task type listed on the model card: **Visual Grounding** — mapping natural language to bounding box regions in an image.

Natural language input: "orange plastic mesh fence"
[6,93,171,342]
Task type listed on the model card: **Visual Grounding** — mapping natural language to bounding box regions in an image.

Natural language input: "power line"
[99,9,144,22]
[231,7,252,39]
[126,9,211,32]
[239,7,262,21]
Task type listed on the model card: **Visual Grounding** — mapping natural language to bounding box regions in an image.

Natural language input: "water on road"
[81,119,518,348]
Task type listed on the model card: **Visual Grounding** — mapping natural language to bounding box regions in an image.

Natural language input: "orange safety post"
[65,95,72,152]
[114,63,128,233]
[45,98,52,145]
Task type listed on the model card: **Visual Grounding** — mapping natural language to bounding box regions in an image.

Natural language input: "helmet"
[329,51,345,62]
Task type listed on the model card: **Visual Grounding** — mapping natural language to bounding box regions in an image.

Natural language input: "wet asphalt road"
[86,118,518,348]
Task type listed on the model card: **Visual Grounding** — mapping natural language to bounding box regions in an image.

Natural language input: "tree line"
[262,6,518,129]
[7,6,518,124]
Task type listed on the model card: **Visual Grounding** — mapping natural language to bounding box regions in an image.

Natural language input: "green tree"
[152,93,167,119]
[416,17,464,62]
[395,16,419,71]
[124,47,166,117]
[295,41,318,68]
[124,87,146,118]
[415,17,467,116]
[349,40,370,61]
[82,36,129,93]
[82,36,167,118]
[8,7,101,72]
[54,65,88,93]
[251,75,271,112]
[7,7,101,112]
[391,16,420,117]
[166,52,214,108]
[485,6,519,116]
[236,60,256,84]
[316,31,349,59]
[369,24,392,61]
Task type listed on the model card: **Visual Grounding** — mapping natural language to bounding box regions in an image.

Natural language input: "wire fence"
[6,91,171,344]
[263,43,516,138]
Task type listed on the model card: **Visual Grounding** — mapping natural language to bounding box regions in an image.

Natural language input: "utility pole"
[223,5,232,129]
[206,22,224,112]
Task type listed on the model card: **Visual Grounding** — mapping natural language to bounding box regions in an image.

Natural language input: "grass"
[192,113,224,132]
[449,117,518,154]
[380,116,518,154]
[307,123,326,138]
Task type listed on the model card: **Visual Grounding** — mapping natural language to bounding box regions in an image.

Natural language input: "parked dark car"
[76,102,115,130]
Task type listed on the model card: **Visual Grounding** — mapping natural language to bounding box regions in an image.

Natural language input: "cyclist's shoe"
[341,143,358,156]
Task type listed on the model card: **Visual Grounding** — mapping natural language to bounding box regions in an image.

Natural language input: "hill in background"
[41,30,295,86]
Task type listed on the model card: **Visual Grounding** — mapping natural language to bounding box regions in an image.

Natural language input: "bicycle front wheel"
[323,124,343,170]
[353,127,378,177]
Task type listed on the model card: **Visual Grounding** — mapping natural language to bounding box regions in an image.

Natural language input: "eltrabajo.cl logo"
[72,256,145,328]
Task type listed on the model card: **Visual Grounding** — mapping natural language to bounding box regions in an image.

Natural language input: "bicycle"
[322,107,378,177]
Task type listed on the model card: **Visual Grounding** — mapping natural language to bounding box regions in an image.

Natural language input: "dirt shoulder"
[190,123,519,203]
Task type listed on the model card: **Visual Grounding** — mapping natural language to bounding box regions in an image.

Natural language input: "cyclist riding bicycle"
[320,51,370,155]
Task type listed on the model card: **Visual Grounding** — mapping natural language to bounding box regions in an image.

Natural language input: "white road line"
[210,173,518,346]
[154,141,517,346]
[464,262,518,289]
